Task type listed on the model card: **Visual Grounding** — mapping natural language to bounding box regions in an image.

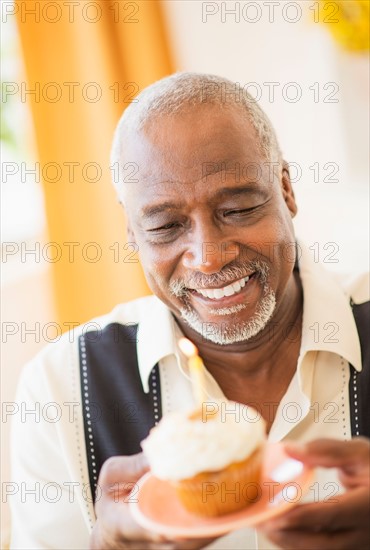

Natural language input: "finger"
[118,543,177,550]
[284,438,370,476]
[262,527,359,550]
[259,488,369,532]
[98,453,150,489]
[96,501,175,544]
[113,541,214,550]
[167,537,218,549]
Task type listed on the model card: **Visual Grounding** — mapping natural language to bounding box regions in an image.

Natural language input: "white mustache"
[170,260,269,298]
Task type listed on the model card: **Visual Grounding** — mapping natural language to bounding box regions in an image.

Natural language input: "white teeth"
[213,288,225,299]
[201,289,214,299]
[223,285,235,296]
[195,275,251,300]
[232,281,241,293]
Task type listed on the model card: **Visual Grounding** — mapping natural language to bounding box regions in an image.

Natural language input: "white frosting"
[141,400,266,480]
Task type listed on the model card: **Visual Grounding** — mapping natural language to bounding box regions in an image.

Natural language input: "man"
[10,73,369,550]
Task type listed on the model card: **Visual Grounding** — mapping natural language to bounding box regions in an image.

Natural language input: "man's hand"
[89,453,216,549]
[258,438,370,550]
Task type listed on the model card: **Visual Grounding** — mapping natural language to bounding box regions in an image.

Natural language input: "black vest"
[79,301,370,499]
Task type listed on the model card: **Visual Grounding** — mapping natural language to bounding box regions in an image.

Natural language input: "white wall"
[162,0,369,274]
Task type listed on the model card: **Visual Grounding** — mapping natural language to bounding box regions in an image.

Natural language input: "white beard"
[178,286,276,345]
[170,260,276,345]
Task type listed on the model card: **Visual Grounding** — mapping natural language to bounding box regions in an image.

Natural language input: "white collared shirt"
[9,242,368,549]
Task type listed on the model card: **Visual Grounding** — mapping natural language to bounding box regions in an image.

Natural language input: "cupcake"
[141,400,266,517]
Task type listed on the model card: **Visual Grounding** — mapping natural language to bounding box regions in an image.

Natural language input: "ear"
[281,161,298,218]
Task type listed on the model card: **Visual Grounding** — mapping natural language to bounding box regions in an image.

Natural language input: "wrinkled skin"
[123,105,299,349]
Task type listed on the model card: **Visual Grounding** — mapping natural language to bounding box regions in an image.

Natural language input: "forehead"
[121,105,268,208]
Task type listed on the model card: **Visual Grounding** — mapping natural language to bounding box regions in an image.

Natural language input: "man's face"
[122,105,297,345]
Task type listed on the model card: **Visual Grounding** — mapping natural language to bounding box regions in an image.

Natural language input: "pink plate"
[129,443,314,538]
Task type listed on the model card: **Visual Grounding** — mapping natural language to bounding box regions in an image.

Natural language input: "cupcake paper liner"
[172,446,264,517]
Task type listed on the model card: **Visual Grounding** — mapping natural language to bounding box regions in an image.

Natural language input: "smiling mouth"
[188,273,256,300]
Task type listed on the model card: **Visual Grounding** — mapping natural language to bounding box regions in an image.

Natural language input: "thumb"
[284,438,370,488]
[98,452,150,488]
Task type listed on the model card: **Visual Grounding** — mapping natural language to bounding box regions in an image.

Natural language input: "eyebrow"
[140,185,265,219]
[141,202,181,219]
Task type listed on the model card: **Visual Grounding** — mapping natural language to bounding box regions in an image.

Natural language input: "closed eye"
[148,222,181,232]
[223,207,257,216]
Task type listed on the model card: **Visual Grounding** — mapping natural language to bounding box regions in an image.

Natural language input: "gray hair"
[110,72,282,202]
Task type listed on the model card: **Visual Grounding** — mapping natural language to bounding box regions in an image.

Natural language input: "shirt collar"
[136,297,180,392]
[298,240,362,372]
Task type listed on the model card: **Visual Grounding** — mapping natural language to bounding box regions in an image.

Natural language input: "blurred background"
[1,0,369,545]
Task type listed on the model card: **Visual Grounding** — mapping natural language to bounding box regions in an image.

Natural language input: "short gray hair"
[110,72,282,202]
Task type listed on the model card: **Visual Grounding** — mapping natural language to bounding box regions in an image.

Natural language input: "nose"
[181,224,240,274]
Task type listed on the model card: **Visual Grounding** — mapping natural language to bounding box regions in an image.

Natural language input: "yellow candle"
[178,338,207,406]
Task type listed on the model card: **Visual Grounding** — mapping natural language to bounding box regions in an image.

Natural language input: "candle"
[178,337,207,406]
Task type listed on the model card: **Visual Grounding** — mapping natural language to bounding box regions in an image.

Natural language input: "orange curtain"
[15,0,174,325]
